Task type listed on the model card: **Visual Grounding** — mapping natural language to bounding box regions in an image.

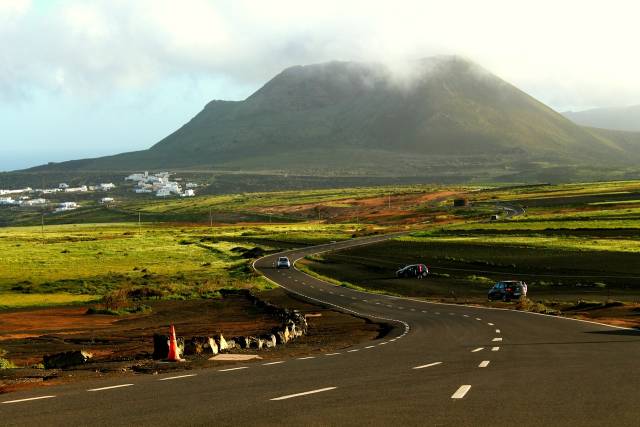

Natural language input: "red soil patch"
[253,190,462,225]
[0,308,122,341]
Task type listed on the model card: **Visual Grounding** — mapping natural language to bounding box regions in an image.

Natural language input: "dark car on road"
[488,280,527,301]
[396,264,429,278]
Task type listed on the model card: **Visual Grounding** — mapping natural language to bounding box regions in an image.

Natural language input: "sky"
[1,0,639,171]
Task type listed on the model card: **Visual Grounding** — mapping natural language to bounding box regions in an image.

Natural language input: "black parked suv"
[488,280,527,301]
[396,264,429,279]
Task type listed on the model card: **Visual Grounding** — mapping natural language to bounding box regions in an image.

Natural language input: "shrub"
[0,358,16,369]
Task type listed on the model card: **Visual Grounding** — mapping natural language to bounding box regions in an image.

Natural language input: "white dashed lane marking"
[219,367,249,372]
[471,347,484,352]
[297,356,315,360]
[451,385,472,399]
[158,374,197,381]
[491,347,500,352]
[478,360,491,368]
[347,349,359,352]
[2,396,56,404]
[488,322,494,326]
[475,318,482,321]
[364,345,375,349]
[88,384,134,392]
[463,315,469,318]
[270,387,337,401]
[325,353,341,356]
[412,361,442,370]
[495,329,501,334]
[492,337,503,342]
[263,361,285,365]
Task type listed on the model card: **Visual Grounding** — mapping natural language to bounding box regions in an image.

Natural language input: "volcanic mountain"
[29,56,640,178]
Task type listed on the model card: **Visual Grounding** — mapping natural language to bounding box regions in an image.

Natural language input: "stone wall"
[154,290,309,359]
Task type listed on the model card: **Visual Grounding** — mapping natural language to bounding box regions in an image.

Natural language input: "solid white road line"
[412,362,442,370]
[496,329,501,334]
[471,347,484,352]
[478,360,491,368]
[325,352,341,356]
[219,367,249,372]
[2,395,56,404]
[270,387,337,401]
[158,374,197,381]
[492,337,503,342]
[297,356,315,360]
[88,384,134,392]
[451,385,472,399]
[491,347,500,351]
[263,361,286,365]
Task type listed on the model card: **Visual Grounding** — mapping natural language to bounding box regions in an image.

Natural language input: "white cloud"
[1,0,640,109]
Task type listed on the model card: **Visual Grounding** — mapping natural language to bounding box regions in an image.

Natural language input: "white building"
[100,197,115,204]
[22,198,47,206]
[59,183,69,189]
[0,187,32,195]
[182,189,195,197]
[55,202,78,212]
[0,197,17,205]
[65,185,88,193]
[125,171,149,181]
[185,182,198,188]
[156,188,172,197]
[98,183,116,191]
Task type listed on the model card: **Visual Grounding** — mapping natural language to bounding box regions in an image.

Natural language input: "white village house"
[55,202,78,212]
[98,183,116,191]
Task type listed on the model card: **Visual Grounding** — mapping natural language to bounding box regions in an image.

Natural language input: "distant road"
[2,233,639,426]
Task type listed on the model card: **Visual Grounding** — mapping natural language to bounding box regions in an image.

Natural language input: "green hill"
[564,105,640,132]
[26,56,640,180]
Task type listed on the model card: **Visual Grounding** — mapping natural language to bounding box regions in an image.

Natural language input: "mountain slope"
[563,105,640,132]
[28,56,640,177]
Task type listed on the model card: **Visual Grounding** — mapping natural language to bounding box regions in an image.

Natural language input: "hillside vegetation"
[26,56,640,182]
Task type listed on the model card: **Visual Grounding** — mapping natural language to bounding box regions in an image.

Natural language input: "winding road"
[2,233,639,426]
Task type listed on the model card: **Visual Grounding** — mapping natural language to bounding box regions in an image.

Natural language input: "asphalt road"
[2,233,639,426]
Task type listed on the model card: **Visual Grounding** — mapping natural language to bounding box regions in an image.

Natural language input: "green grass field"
[0,221,367,308]
[3,180,640,308]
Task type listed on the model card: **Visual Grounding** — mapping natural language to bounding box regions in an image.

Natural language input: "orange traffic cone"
[167,324,184,362]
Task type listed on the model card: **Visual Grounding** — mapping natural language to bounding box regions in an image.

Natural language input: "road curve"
[2,233,639,426]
